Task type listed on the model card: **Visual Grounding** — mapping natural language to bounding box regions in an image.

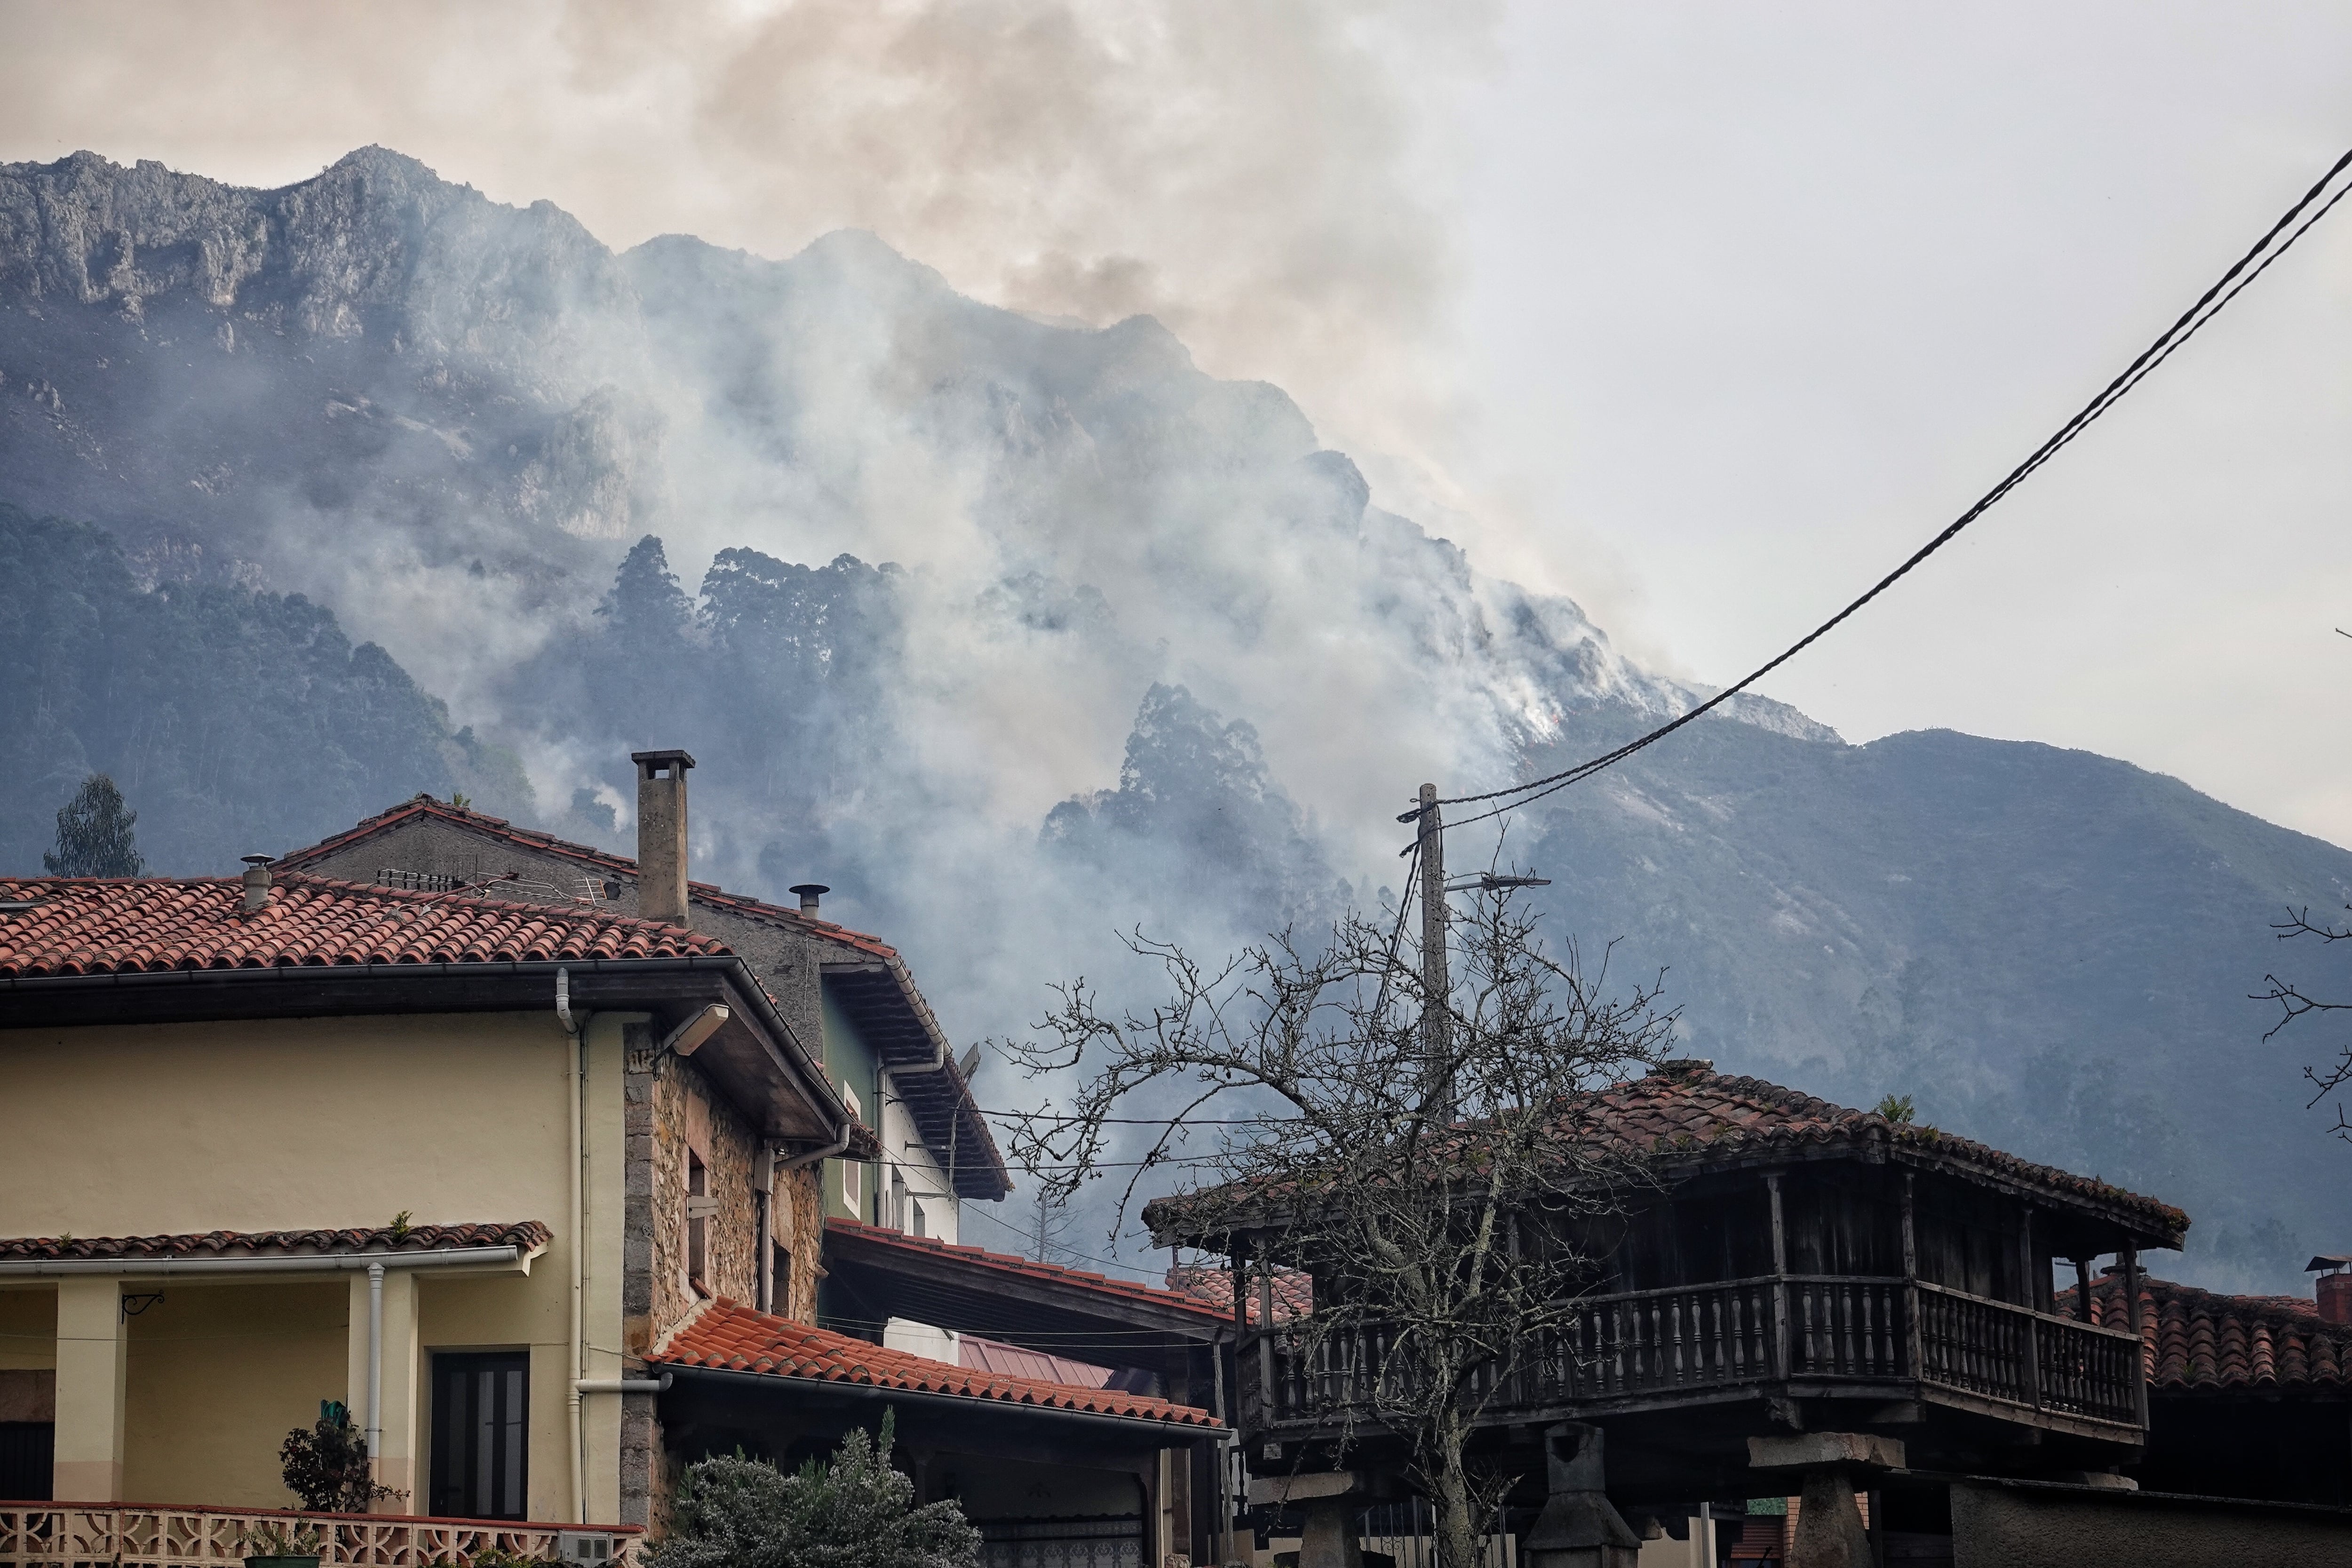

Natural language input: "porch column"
[51,1278,127,1501]
[346,1269,423,1510]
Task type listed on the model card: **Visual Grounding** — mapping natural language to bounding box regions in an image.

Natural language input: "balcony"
[1240,1274,2145,1442]
[0,1504,642,1568]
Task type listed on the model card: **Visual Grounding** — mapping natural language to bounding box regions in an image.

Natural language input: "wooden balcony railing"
[0,1503,642,1568]
[1241,1273,2143,1437]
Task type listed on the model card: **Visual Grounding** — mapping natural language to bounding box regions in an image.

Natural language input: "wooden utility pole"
[1418,782,1452,1120]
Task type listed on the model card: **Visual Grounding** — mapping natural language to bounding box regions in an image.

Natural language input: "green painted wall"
[820,984,880,1223]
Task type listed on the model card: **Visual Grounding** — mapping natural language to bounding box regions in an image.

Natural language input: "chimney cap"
[241,854,277,868]
[630,749,697,775]
[789,883,830,913]
[2308,1255,2352,1274]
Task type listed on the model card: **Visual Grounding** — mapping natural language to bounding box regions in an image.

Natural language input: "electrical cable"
[1413,140,2352,838]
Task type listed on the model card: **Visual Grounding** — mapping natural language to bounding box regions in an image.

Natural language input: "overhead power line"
[1414,140,2352,839]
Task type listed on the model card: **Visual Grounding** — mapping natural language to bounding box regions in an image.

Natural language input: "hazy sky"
[4,0,2349,844]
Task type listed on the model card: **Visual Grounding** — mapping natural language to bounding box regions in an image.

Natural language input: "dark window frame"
[429,1350,531,1520]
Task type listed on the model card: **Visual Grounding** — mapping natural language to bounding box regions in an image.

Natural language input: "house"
[2057,1262,2352,1504]
[0,862,863,1534]
[270,752,1011,1307]
[0,767,1225,1568]
[1145,1061,2192,1562]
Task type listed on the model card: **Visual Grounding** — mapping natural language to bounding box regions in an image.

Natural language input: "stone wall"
[619,1026,773,1532]
[1950,1479,2352,1568]
[773,1162,825,1324]
[626,1041,764,1350]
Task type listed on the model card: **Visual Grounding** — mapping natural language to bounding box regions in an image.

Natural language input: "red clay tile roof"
[1574,1064,2187,1240]
[1163,1264,1312,1325]
[0,875,731,975]
[1145,1061,2186,1246]
[2059,1273,2352,1394]
[0,1221,552,1261]
[825,1218,1232,1325]
[650,1298,1221,1427]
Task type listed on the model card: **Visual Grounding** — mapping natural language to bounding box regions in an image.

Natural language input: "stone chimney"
[630,749,695,928]
[2312,1256,2352,1324]
[239,854,275,913]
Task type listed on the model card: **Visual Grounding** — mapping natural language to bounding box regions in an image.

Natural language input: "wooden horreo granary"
[1145,1060,2189,1562]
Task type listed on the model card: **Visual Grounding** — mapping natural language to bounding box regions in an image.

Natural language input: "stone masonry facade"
[616,1023,828,1528]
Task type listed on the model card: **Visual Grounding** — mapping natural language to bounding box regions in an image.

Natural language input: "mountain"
[0,501,527,872]
[2,147,2344,1290]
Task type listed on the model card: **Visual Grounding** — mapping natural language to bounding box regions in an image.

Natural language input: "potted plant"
[244,1521,324,1568]
[280,1400,400,1514]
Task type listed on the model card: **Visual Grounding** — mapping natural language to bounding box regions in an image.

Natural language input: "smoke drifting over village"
[3,140,2349,1299]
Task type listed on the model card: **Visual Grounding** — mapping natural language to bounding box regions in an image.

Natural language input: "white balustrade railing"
[0,1504,641,1568]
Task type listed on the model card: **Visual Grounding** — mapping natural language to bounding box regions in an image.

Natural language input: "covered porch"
[0,1225,559,1518]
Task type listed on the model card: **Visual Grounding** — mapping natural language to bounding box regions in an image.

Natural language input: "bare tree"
[2257,905,2352,1140]
[998,885,1673,1568]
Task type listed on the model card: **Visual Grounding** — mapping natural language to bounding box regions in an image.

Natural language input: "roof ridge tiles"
[275,795,912,959]
[0,1220,553,1260]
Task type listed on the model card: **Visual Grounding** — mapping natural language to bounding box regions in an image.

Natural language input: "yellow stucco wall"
[0,1010,636,1522]
[122,1282,348,1506]
[0,1012,571,1237]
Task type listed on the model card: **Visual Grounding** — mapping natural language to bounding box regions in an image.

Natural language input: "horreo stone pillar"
[51,1278,127,1501]
[1749,1433,1904,1568]
[1248,1470,1361,1568]
[1521,1423,1639,1568]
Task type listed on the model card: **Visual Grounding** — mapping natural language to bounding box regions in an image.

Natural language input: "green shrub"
[651,1411,979,1568]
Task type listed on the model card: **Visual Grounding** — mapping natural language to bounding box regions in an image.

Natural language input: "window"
[840,1086,864,1217]
[911,1199,926,1240]
[429,1352,529,1520]
[889,1165,907,1232]
[0,1421,52,1501]
[771,1242,793,1314]
[685,1150,711,1289]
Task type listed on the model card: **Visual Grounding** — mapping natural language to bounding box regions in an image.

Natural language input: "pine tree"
[44,774,144,877]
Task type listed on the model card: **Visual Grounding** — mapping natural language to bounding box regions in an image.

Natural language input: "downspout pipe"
[777,1125,852,1172]
[559,967,588,1525]
[575,1375,672,1394]
[366,1261,384,1489]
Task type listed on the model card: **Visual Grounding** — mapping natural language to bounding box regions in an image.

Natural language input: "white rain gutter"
[0,1247,526,1278]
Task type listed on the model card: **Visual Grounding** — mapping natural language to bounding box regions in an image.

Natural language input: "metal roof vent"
[240,854,276,913]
